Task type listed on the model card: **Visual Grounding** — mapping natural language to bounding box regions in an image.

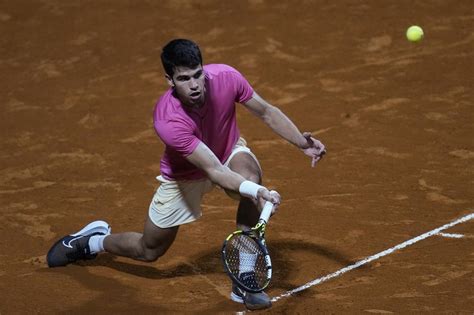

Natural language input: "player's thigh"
[142,215,179,254]
[227,151,262,182]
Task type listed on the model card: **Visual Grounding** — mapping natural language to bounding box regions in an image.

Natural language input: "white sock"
[88,235,106,254]
[239,252,257,274]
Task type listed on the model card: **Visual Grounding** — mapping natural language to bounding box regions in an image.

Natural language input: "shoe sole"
[230,291,272,310]
[230,292,244,304]
[71,220,111,237]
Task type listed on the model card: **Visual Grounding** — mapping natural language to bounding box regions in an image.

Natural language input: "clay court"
[1,0,473,313]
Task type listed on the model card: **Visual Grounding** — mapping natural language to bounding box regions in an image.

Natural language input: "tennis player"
[46,39,326,310]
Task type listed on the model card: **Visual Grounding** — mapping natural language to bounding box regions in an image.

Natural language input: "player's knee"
[139,240,168,262]
[242,172,261,185]
[141,247,164,262]
[225,172,262,200]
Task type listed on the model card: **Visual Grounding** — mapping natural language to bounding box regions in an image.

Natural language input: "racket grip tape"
[259,201,273,224]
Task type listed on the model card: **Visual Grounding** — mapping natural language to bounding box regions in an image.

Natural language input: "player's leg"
[47,177,211,267]
[103,217,179,262]
[46,216,179,267]
[227,151,262,230]
[103,176,211,261]
[225,147,272,310]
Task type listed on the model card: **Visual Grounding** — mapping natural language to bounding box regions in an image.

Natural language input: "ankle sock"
[88,235,106,254]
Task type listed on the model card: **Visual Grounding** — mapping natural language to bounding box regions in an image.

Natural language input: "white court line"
[271,212,474,303]
[437,232,464,238]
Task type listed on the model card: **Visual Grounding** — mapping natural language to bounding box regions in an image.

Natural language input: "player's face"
[167,65,206,107]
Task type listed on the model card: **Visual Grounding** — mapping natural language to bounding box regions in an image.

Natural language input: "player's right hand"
[257,189,281,214]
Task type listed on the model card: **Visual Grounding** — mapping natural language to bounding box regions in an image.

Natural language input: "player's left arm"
[243,92,326,167]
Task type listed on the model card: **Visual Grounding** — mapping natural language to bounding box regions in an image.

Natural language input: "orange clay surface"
[1,1,473,314]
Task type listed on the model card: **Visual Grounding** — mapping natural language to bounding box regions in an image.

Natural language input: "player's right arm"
[154,112,279,204]
[186,142,280,205]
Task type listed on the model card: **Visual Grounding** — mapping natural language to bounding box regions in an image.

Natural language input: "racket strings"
[225,234,268,290]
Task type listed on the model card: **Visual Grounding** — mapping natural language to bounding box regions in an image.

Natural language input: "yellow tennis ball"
[406,25,424,42]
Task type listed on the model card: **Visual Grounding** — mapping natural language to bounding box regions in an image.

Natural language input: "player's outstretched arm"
[243,92,326,167]
[185,142,281,205]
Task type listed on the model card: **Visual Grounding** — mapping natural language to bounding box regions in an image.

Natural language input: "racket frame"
[221,201,274,293]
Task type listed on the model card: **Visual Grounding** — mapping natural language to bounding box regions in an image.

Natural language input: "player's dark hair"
[161,39,203,76]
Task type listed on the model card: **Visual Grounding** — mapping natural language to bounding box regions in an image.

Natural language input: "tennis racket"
[221,201,274,293]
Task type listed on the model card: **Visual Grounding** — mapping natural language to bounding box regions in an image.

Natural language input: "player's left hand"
[300,132,326,167]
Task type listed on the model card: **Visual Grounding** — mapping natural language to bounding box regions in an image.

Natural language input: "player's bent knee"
[141,248,163,262]
[242,172,261,185]
[140,240,168,262]
[225,173,261,201]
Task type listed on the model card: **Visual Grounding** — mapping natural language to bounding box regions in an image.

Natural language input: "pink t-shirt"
[153,64,254,180]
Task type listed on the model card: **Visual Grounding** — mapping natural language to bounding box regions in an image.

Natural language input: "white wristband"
[239,180,265,199]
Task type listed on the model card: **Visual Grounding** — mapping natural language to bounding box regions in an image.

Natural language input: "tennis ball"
[406,25,424,42]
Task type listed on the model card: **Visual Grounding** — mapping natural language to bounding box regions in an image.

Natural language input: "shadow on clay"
[80,239,356,291]
[37,240,357,312]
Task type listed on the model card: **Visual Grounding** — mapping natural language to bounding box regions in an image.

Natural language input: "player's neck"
[182,100,204,109]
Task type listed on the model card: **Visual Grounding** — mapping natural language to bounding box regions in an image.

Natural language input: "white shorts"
[148,138,261,228]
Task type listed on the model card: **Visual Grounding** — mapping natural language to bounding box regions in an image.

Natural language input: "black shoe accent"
[47,233,100,267]
[231,282,272,310]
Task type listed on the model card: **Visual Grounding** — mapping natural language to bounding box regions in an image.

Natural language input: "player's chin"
[224,189,241,201]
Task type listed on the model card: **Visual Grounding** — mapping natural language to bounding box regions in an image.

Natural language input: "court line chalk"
[437,232,465,238]
[271,212,474,303]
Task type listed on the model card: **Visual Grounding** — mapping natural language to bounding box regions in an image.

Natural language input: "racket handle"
[259,201,273,224]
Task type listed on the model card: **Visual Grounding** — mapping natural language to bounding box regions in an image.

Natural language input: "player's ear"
[165,74,175,88]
